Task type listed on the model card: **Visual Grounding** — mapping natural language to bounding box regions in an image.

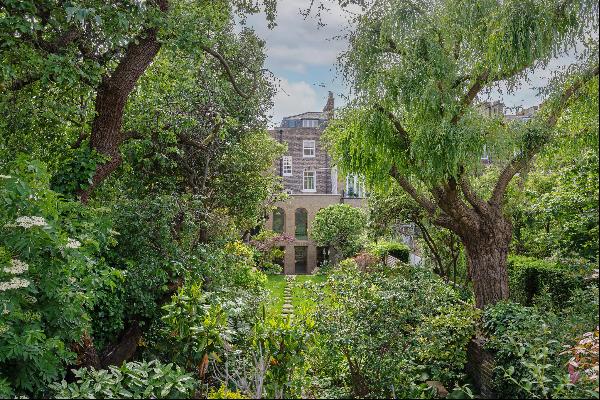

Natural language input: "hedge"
[507,255,583,306]
[368,240,410,263]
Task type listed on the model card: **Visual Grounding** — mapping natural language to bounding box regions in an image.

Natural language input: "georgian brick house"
[266,92,366,274]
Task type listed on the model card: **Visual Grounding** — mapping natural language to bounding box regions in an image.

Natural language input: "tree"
[324,0,599,308]
[368,189,466,285]
[311,204,366,262]
[0,0,276,201]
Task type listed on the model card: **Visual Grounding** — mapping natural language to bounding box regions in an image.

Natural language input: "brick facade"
[266,92,366,274]
[270,127,332,194]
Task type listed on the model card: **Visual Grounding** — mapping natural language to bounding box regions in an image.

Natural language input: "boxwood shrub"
[507,255,583,306]
[368,240,410,263]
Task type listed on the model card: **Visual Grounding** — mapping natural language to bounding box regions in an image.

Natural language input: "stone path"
[282,276,295,320]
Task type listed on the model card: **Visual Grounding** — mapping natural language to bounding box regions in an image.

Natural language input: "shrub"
[353,251,380,272]
[311,204,366,261]
[483,301,599,398]
[50,360,196,399]
[208,384,247,399]
[302,263,477,398]
[0,158,119,396]
[249,230,293,274]
[367,240,410,263]
[508,255,584,306]
[160,283,229,373]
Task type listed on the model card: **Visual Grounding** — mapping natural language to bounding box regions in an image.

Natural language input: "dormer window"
[303,140,315,158]
[302,119,319,128]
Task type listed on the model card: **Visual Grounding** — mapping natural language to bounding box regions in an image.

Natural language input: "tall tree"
[325,0,599,308]
[0,0,276,201]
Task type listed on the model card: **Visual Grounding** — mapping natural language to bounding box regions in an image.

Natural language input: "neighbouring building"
[266,92,366,274]
[477,101,539,163]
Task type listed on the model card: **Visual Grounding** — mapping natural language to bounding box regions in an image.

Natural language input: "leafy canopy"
[325,0,598,186]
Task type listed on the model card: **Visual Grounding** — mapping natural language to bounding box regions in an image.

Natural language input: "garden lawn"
[265,274,327,317]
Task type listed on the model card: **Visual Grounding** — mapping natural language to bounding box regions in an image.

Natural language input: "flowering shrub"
[0,158,119,396]
[562,327,599,389]
[250,230,294,274]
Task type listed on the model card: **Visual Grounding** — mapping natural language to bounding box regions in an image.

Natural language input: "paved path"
[282,276,295,320]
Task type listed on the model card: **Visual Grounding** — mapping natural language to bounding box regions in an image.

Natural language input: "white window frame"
[302,170,316,192]
[303,140,315,158]
[282,156,292,176]
[346,174,365,197]
[302,119,319,128]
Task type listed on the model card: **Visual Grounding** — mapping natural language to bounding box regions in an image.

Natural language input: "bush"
[483,301,599,399]
[50,360,197,399]
[368,240,410,263]
[0,158,119,396]
[311,204,366,261]
[508,255,584,306]
[249,230,293,274]
[302,263,477,398]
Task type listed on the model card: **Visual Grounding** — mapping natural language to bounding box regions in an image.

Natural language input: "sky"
[245,1,582,127]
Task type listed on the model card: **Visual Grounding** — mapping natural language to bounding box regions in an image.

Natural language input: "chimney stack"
[323,91,334,113]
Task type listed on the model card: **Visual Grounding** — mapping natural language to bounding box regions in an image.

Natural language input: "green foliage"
[50,145,107,197]
[367,240,410,262]
[508,255,584,307]
[325,0,597,187]
[160,283,230,371]
[0,157,119,396]
[510,84,599,263]
[483,298,600,399]
[50,360,197,399]
[253,316,312,398]
[302,262,477,398]
[311,204,367,260]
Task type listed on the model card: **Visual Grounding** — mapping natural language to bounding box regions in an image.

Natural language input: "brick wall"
[269,127,332,194]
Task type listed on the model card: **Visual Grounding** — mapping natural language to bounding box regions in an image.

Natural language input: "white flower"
[65,238,81,249]
[0,175,11,179]
[3,259,28,275]
[11,216,48,229]
[0,277,30,291]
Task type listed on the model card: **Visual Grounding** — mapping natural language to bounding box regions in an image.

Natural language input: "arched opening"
[273,207,285,233]
[295,208,308,240]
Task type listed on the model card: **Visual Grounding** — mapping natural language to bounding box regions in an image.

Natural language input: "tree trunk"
[80,1,169,202]
[462,218,512,309]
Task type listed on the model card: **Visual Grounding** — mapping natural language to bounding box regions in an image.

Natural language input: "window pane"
[283,156,292,176]
[273,207,285,233]
[303,171,315,191]
[303,140,315,157]
[295,208,308,239]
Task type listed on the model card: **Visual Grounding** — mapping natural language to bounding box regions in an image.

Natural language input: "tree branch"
[390,166,437,215]
[490,63,599,205]
[375,104,411,150]
[200,45,258,100]
[451,69,490,124]
[458,169,488,215]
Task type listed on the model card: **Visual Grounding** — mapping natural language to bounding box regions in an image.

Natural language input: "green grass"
[264,274,327,317]
[292,275,326,314]
[265,274,286,317]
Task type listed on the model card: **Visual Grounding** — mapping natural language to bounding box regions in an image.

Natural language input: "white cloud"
[269,78,323,127]
[246,0,356,71]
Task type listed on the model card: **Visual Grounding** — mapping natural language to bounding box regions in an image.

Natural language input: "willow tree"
[325,0,599,308]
